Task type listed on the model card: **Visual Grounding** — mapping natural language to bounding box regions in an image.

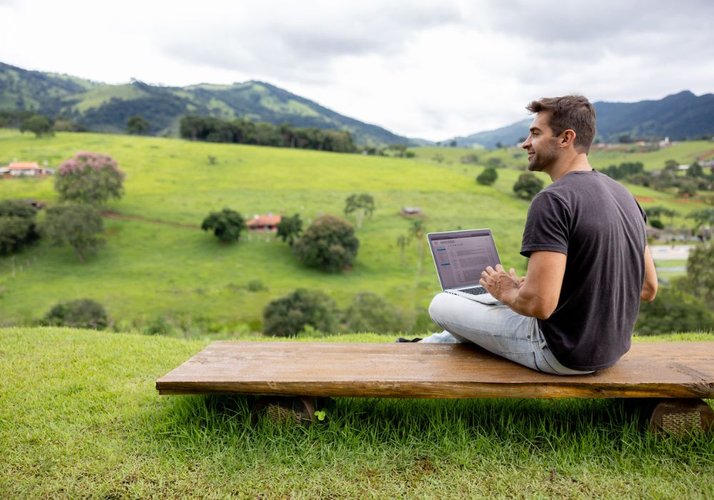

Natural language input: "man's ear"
[559,129,577,148]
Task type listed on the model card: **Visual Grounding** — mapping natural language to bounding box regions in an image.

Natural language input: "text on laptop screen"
[430,232,500,289]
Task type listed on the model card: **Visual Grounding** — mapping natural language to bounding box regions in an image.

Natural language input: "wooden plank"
[156,341,714,399]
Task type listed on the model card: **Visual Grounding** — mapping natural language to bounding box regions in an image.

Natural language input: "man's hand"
[480,265,522,305]
[479,251,566,320]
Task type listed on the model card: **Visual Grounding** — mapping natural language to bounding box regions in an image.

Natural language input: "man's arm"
[641,245,658,302]
[480,251,566,320]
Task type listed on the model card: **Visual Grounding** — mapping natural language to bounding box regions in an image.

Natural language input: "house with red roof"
[0,162,54,178]
[247,213,281,232]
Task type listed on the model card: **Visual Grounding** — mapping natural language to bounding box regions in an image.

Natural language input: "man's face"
[521,111,560,172]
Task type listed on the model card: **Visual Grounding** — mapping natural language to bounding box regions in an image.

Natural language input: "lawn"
[1,328,712,497]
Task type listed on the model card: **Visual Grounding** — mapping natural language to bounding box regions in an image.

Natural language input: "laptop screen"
[428,229,501,289]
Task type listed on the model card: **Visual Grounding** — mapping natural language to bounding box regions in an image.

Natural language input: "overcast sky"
[1,0,712,141]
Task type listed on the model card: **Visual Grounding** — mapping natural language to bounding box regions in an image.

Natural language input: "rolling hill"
[0,61,414,146]
[0,129,712,333]
[450,91,714,148]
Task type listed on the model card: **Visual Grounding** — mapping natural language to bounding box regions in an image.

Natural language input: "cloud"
[159,0,463,83]
[0,0,712,139]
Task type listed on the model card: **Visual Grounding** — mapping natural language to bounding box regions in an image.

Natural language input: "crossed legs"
[425,292,592,376]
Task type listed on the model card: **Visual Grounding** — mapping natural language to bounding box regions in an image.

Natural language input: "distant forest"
[179,116,357,153]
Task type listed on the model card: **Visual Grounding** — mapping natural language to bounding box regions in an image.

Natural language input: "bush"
[513,172,544,200]
[263,289,338,337]
[41,299,109,330]
[476,167,498,186]
[201,208,246,243]
[343,292,404,334]
[55,152,125,205]
[0,200,40,256]
[293,215,359,272]
[635,286,714,335]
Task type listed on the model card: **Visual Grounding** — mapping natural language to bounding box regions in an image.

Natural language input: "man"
[424,95,658,375]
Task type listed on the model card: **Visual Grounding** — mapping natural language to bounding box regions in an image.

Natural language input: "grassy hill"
[0,130,712,333]
[0,62,414,145]
[1,327,712,497]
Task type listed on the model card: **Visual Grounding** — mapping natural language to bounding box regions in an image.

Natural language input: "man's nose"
[520,137,530,149]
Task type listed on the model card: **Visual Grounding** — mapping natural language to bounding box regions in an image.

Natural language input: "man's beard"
[527,144,558,172]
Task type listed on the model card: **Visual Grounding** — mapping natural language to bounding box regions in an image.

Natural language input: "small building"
[1,162,54,178]
[400,207,422,217]
[247,213,281,232]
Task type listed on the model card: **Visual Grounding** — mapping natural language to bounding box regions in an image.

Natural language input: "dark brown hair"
[526,95,596,153]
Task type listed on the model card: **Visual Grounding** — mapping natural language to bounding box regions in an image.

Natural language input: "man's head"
[526,95,596,152]
[521,95,596,173]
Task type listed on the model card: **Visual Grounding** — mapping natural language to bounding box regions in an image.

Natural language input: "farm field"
[0,130,711,333]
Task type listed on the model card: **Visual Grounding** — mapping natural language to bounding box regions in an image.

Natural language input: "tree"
[644,206,678,228]
[41,298,109,329]
[293,215,359,272]
[0,200,40,256]
[201,208,246,243]
[43,204,104,262]
[513,172,544,200]
[263,288,338,337]
[127,115,150,135]
[407,219,427,267]
[276,213,303,246]
[344,193,375,228]
[683,244,714,307]
[343,292,404,334]
[55,152,125,206]
[688,209,714,230]
[476,167,498,186]
[20,114,54,138]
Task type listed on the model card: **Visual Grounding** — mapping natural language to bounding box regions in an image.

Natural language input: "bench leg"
[250,396,323,425]
[645,399,714,436]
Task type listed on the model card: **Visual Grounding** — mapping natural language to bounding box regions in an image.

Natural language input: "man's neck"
[548,152,592,181]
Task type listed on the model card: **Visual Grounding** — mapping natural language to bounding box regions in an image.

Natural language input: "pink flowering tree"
[55,152,125,206]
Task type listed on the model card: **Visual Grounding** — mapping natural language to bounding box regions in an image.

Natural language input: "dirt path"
[102,210,198,229]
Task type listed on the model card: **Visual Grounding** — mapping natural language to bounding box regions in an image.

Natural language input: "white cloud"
[0,0,712,140]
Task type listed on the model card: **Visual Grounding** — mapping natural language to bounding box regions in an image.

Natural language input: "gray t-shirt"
[521,170,646,371]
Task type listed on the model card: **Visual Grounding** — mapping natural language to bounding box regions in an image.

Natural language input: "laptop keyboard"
[460,286,487,295]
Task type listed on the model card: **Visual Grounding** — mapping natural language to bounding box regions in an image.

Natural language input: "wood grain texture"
[156,342,714,399]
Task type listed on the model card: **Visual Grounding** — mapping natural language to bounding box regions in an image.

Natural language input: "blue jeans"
[426,292,593,376]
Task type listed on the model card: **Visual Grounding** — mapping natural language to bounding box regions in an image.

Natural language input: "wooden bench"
[156,341,714,434]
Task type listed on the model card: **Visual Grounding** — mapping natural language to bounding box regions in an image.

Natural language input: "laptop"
[427,229,502,305]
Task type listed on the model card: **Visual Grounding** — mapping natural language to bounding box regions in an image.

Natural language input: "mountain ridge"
[448,90,714,148]
[0,62,415,146]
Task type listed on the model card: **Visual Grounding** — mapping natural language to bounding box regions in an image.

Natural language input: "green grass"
[0,130,711,332]
[1,328,712,497]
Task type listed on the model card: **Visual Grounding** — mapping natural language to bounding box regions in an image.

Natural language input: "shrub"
[476,167,498,186]
[635,286,714,335]
[247,279,266,292]
[201,208,246,243]
[293,215,359,272]
[41,298,109,330]
[343,292,404,334]
[55,152,125,205]
[513,172,544,200]
[0,200,40,256]
[263,289,338,337]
